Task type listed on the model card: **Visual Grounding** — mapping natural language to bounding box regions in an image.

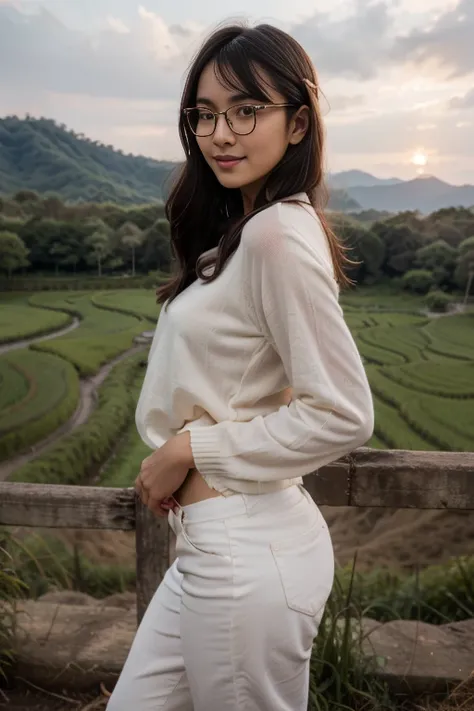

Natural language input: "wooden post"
[135,496,170,625]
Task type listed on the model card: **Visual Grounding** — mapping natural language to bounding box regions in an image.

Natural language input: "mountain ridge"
[1,115,473,213]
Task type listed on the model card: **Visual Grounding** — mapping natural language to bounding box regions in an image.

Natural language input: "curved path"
[0,343,146,481]
[0,316,81,356]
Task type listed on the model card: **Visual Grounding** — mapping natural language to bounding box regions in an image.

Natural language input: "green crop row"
[90,290,160,324]
[100,366,150,488]
[0,350,80,461]
[371,394,436,451]
[10,351,146,485]
[28,292,145,375]
[0,357,30,413]
[382,361,474,398]
[357,325,427,363]
[0,303,72,344]
[422,313,474,362]
[367,366,473,451]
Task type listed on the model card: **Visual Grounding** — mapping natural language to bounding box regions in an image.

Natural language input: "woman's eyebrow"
[195,92,254,107]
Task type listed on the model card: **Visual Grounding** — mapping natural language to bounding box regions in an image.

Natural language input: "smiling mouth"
[214,157,245,168]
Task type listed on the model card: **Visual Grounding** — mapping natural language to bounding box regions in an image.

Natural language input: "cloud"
[291,3,394,81]
[0,5,202,101]
[449,87,474,109]
[324,94,367,112]
[106,16,131,35]
[392,0,474,78]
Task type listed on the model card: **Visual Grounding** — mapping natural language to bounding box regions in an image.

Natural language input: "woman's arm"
[188,207,374,483]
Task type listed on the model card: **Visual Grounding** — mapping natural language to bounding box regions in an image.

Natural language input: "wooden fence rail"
[1,447,473,622]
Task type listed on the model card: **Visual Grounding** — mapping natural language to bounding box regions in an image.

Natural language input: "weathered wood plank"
[135,498,170,624]
[1,448,473,535]
[0,482,135,529]
[350,448,474,510]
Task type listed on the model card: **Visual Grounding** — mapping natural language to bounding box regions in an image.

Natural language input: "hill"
[0,116,178,204]
[1,117,473,213]
[0,115,360,211]
[328,170,403,190]
[347,175,474,214]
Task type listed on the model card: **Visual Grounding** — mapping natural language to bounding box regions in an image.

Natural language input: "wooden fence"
[1,447,473,624]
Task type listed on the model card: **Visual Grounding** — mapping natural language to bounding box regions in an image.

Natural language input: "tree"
[84,229,112,277]
[116,221,144,276]
[414,239,457,287]
[0,231,30,277]
[401,269,435,295]
[454,236,474,305]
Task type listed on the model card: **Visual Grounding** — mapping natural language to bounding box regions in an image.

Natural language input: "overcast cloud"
[0,0,473,183]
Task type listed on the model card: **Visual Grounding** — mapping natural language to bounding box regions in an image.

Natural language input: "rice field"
[0,286,472,474]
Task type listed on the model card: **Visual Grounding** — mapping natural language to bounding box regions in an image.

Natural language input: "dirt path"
[421,302,468,319]
[0,343,146,481]
[0,317,80,355]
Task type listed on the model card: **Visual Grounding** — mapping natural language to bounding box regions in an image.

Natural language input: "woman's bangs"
[213,46,273,103]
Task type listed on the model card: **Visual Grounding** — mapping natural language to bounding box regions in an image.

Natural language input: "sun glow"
[411,150,428,174]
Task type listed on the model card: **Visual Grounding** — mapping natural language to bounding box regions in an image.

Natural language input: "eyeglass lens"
[187,105,256,136]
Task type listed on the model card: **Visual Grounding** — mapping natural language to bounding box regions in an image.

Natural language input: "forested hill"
[0,115,359,211]
[0,116,179,204]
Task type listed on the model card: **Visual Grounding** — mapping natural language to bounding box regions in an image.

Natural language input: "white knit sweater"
[135,192,374,496]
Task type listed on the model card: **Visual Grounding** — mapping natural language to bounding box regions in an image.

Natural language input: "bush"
[424,289,452,312]
[6,533,135,599]
[402,269,435,294]
[336,555,474,624]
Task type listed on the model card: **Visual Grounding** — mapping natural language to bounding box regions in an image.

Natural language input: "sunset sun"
[411,150,428,172]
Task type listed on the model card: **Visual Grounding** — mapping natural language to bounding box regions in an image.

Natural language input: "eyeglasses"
[183,103,297,137]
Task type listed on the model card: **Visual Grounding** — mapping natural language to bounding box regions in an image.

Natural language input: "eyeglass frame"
[182,102,298,137]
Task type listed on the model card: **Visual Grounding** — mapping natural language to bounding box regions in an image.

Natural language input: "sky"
[0,0,473,184]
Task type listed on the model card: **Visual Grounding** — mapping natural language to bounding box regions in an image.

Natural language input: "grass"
[91,289,161,322]
[28,291,147,375]
[10,351,144,485]
[0,349,80,460]
[0,532,28,685]
[99,364,150,488]
[0,302,71,344]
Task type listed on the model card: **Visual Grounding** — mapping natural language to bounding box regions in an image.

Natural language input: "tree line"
[0,190,473,301]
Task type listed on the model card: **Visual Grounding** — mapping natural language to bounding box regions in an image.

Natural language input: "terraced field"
[0,349,80,461]
[341,289,474,452]
[0,287,472,487]
[0,301,72,344]
[29,291,147,375]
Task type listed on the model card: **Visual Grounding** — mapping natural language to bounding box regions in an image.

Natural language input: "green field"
[0,302,71,344]
[0,349,80,460]
[91,289,160,322]
[0,286,472,486]
[29,291,150,375]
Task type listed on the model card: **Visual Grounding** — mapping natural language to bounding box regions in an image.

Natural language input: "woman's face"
[192,61,309,213]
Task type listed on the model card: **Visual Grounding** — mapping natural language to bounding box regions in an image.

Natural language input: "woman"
[107,21,374,711]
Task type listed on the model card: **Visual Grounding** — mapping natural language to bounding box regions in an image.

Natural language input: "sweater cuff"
[189,426,226,478]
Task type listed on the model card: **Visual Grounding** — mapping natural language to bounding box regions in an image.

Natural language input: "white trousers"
[107,484,334,711]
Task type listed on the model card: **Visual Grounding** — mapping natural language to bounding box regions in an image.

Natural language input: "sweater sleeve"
[188,206,374,482]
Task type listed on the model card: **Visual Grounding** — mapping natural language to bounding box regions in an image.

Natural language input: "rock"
[362,617,474,694]
[36,590,99,606]
[97,592,136,610]
[12,600,136,691]
[8,599,474,695]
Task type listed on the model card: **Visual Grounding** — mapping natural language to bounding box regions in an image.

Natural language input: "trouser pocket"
[270,519,334,617]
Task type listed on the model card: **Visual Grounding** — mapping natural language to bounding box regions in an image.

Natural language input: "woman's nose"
[212,114,236,144]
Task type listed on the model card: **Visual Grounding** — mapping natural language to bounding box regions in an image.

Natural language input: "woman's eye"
[199,111,213,120]
[237,105,254,117]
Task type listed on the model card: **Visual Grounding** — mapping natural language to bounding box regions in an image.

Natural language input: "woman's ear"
[288,105,310,146]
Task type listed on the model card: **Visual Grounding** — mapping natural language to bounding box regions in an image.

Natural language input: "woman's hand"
[134,432,195,517]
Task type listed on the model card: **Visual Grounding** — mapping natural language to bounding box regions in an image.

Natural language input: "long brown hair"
[157,21,357,310]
